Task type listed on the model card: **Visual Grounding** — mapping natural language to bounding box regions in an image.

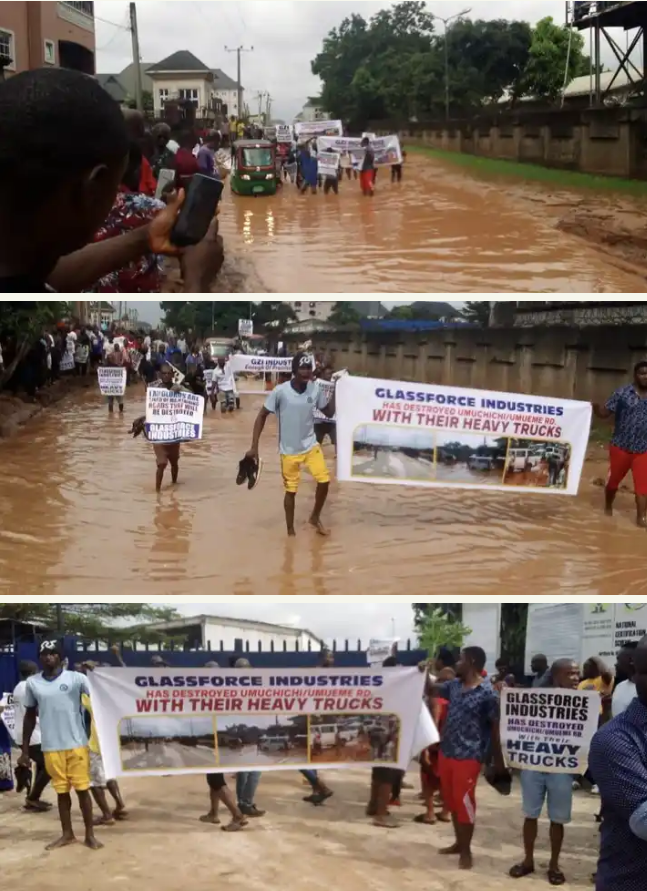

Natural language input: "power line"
[94,13,131,30]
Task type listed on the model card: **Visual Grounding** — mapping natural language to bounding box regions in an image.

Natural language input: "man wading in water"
[246,353,335,537]
[132,363,192,492]
[594,362,647,528]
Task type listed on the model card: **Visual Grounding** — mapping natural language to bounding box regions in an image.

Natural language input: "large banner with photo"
[501,688,600,774]
[295,120,344,140]
[87,667,437,779]
[336,376,592,497]
[317,134,403,168]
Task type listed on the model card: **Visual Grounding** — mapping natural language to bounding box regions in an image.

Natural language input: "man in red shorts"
[434,647,508,871]
[594,362,647,528]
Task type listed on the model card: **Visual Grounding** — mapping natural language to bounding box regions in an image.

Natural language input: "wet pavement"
[217,154,646,293]
[0,386,645,597]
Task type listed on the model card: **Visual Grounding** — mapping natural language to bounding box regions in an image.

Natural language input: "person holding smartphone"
[0,68,223,294]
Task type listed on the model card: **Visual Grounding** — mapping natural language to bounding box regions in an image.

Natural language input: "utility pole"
[130,2,143,112]
[225,45,253,119]
[430,8,471,120]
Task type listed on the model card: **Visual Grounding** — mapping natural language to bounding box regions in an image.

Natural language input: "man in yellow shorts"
[247,352,336,536]
[19,640,102,851]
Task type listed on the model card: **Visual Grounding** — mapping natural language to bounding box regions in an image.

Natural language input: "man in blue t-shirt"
[18,640,102,851]
[246,352,335,537]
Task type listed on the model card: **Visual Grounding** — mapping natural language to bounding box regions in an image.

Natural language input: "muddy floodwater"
[0,387,645,597]
[216,154,646,293]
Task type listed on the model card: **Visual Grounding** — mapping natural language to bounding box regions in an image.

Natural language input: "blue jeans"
[236,772,261,807]
[301,770,318,787]
[520,770,574,825]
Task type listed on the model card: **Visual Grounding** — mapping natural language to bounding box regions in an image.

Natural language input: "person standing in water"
[360,137,375,196]
[594,362,647,528]
[246,353,335,537]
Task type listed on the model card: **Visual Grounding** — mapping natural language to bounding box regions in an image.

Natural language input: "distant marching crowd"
[2,637,647,891]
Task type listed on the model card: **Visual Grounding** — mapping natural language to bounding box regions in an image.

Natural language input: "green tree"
[417,608,472,658]
[251,302,298,331]
[329,302,362,326]
[161,301,297,337]
[461,301,491,327]
[518,16,587,102]
[0,301,71,389]
[0,603,182,644]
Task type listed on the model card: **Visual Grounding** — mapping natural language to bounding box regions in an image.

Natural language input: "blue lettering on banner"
[144,423,201,443]
[134,674,383,689]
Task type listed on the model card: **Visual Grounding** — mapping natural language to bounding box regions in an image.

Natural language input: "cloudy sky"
[96,1,576,122]
[167,601,419,644]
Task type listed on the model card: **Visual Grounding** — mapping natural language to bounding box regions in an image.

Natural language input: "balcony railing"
[58,2,95,33]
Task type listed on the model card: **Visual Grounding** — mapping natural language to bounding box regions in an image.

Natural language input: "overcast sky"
[168,601,419,643]
[96,1,582,122]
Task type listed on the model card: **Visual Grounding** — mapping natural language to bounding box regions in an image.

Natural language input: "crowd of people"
[1,636,645,891]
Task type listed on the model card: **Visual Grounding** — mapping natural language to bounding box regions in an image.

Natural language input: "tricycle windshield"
[241,148,273,168]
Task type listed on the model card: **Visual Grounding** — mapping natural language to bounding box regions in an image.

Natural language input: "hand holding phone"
[171,174,224,248]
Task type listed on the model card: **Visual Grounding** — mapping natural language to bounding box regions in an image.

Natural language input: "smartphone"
[155,168,176,201]
[171,174,224,248]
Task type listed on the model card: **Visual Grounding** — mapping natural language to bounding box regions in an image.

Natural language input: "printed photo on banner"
[0,692,15,737]
[97,366,127,397]
[294,119,343,140]
[335,376,591,496]
[145,388,205,444]
[500,688,600,774]
[309,713,400,765]
[87,666,433,779]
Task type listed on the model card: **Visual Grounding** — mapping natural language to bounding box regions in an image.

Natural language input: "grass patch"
[406,144,647,196]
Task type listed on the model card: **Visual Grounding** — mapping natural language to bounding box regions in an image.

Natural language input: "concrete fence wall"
[374,107,647,179]
[307,326,647,405]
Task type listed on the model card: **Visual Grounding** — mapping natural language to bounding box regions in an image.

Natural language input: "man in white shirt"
[612,642,639,717]
[214,357,236,413]
[13,660,52,811]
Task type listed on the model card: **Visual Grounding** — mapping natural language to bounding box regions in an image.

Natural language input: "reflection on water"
[0,387,645,597]
[217,155,645,293]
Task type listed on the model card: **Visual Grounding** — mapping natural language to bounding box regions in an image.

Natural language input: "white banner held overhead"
[97,367,127,397]
[336,376,591,497]
[367,639,399,667]
[238,320,254,338]
[501,688,600,774]
[317,135,403,167]
[145,388,205,444]
[276,124,293,144]
[87,667,436,779]
[295,120,343,140]
[229,355,293,375]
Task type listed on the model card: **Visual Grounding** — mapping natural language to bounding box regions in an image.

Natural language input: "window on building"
[159,88,169,106]
[44,40,56,65]
[178,88,199,107]
[62,2,94,16]
[0,30,15,68]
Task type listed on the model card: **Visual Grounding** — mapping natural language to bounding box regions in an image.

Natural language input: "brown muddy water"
[0,387,644,597]
[216,154,646,293]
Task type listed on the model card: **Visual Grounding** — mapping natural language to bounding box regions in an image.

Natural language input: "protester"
[613,643,639,716]
[531,654,551,687]
[298,142,318,195]
[197,131,222,179]
[18,640,102,851]
[214,356,236,414]
[579,657,614,719]
[360,137,376,196]
[11,660,52,812]
[105,343,129,414]
[202,773,249,832]
[416,666,454,826]
[509,658,580,886]
[233,659,265,819]
[366,655,405,829]
[594,362,647,528]
[246,352,336,537]
[151,123,178,180]
[435,647,508,871]
[589,639,647,891]
[80,663,127,825]
[174,131,200,188]
[123,109,157,197]
[86,141,166,294]
[0,69,223,294]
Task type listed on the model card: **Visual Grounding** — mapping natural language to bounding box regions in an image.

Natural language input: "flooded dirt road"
[0,387,645,597]
[216,154,646,293]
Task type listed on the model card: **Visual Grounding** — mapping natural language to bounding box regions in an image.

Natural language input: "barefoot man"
[246,352,335,537]
[594,361,647,528]
[18,641,102,851]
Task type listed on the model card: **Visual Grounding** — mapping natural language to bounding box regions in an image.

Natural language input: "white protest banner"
[295,120,343,140]
[371,135,403,166]
[336,376,591,497]
[145,388,204,444]
[276,124,293,144]
[314,380,336,423]
[204,369,217,396]
[318,152,341,178]
[367,640,399,667]
[129,350,142,373]
[362,132,377,141]
[317,136,362,153]
[238,319,254,338]
[97,367,127,397]
[229,355,293,375]
[60,351,75,373]
[87,666,435,779]
[501,688,600,774]
[0,693,15,738]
